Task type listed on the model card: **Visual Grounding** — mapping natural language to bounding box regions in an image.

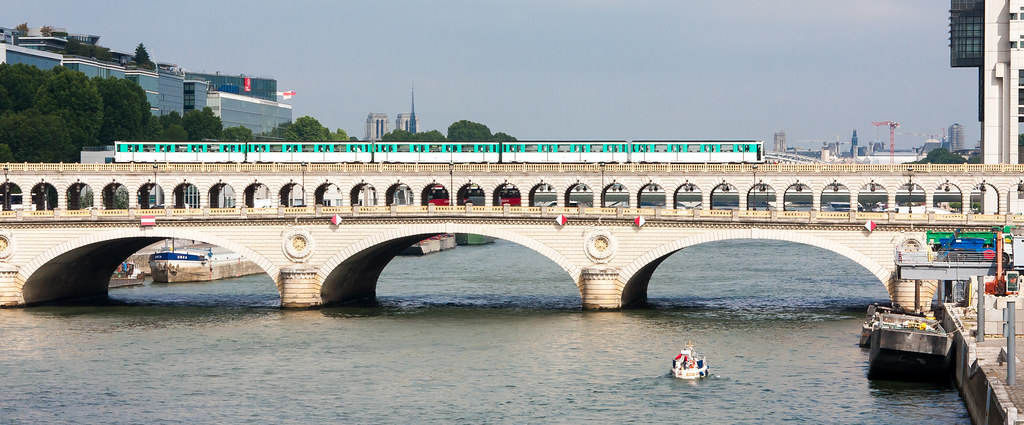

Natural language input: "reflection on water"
[0,239,967,423]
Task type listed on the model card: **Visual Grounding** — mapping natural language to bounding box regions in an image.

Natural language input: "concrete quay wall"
[945,307,1019,425]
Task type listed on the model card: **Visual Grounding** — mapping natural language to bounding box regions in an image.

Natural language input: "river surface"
[1,239,969,424]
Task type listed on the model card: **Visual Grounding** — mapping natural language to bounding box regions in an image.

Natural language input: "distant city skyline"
[3,1,977,147]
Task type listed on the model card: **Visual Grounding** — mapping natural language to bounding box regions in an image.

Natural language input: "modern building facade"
[773,130,786,152]
[206,91,292,136]
[0,44,61,69]
[156,64,184,116]
[184,72,277,102]
[950,0,1020,163]
[365,113,389,141]
[125,68,160,115]
[62,56,125,79]
[183,79,209,113]
[948,122,966,151]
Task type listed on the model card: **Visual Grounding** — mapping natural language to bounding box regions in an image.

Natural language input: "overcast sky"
[8,0,974,148]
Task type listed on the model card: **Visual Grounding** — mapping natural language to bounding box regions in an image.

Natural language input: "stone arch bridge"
[0,204,1017,310]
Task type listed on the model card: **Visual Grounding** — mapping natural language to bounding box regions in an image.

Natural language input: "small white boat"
[671,342,710,379]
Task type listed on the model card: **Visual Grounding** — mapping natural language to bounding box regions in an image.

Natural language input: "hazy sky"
[7,0,974,148]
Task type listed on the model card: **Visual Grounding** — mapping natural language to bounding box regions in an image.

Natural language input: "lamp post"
[2,166,8,211]
[599,162,606,207]
[152,164,158,208]
[752,165,758,210]
[301,162,307,207]
[907,166,914,212]
[449,161,454,206]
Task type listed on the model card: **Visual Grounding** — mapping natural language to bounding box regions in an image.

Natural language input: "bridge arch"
[17,227,280,305]
[316,223,579,306]
[617,228,894,308]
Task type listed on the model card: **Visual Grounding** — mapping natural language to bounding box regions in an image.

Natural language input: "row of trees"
[379,120,516,142]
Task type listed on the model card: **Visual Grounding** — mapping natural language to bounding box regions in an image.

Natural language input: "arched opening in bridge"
[66,182,93,210]
[457,183,485,206]
[530,183,556,207]
[566,182,593,207]
[385,183,413,206]
[173,183,200,209]
[137,183,163,209]
[21,236,281,307]
[321,230,578,308]
[494,183,521,206]
[602,182,629,208]
[280,183,304,207]
[208,183,235,208]
[638,183,666,208]
[102,183,129,209]
[820,182,850,212]
[244,183,271,208]
[895,183,925,212]
[1,182,23,211]
[934,182,963,213]
[631,239,889,311]
[422,183,449,206]
[31,182,58,211]
[783,183,811,211]
[971,182,999,214]
[747,182,776,211]
[317,183,344,206]
[674,182,701,209]
[350,183,378,206]
[710,183,737,210]
[858,182,886,212]
[1011,182,1024,215]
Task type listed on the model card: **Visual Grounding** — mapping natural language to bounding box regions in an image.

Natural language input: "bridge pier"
[0,263,21,307]
[580,267,623,310]
[279,265,322,309]
[888,279,938,313]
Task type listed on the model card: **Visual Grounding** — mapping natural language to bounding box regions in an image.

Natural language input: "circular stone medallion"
[584,228,617,263]
[0,229,14,259]
[283,227,315,262]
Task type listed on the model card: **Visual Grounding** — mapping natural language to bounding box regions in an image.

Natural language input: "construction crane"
[872,121,900,165]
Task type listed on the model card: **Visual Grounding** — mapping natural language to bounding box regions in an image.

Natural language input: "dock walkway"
[948,305,1024,424]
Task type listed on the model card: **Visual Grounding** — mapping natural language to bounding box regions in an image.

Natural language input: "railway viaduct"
[1,162,1023,310]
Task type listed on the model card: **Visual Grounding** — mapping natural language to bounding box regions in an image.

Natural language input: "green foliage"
[0,63,47,113]
[968,154,982,164]
[158,124,188,141]
[382,129,447,141]
[285,116,330,141]
[33,67,103,155]
[447,120,492,141]
[158,110,182,130]
[222,126,254,142]
[415,130,447,141]
[0,112,74,162]
[910,148,966,164]
[94,77,150,144]
[134,43,152,68]
[330,128,349,141]
[66,39,113,62]
[182,107,222,140]
[492,131,517,142]
[381,129,414,141]
[0,144,12,162]
[15,23,27,32]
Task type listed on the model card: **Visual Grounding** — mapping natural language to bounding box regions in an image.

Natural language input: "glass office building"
[207,91,291,136]
[157,67,184,116]
[62,56,126,79]
[184,72,277,101]
[0,44,61,70]
[183,79,209,112]
[125,69,160,114]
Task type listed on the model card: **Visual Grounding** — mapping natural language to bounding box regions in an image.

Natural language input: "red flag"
[634,216,646,227]
[140,216,156,226]
[555,214,568,226]
[331,214,342,225]
[864,220,876,232]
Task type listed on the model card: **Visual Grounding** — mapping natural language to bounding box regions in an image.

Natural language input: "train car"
[114,140,764,164]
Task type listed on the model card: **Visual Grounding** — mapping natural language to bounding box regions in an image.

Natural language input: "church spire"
[409,85,417,134]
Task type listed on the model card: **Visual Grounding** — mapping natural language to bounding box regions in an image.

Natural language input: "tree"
[222,126,253,142]
[134,43,152,68]
[0,63,47,113]
[182,107,222,140]
[330,128,349,141]
[0,112,74,162]
[40,26,53,37]
[911,148,967,164]
[492,132,517,142]
[285,115,330,141]
[381,129,414,141]
[94,77,150,144]
[33,66,103,151]
[158,110,182,130]
[158,124,188,141]
[447,120,492,141]
[0,144,13,163]
[15,23,27,33]
[414,129,447,141]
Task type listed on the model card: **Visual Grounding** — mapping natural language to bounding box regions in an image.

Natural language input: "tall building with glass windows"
[950,0,1022,163]
[948,122,967,151]
[184,71,277,101]
[365,113,389,141]
[125,68,160,115]
[156,64,184,116]
[183,79,209,113]
[206,91,291,137]
[0,44,61,69]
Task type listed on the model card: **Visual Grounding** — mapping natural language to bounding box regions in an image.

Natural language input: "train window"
[525,144,539,153]
[686,144,700,153]
[557,144,571,153]
[655,144,668,152]
[720,144,734,152]
[429,144,443,153]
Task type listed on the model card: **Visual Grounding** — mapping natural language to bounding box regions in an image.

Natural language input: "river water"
[1,239,969,423]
